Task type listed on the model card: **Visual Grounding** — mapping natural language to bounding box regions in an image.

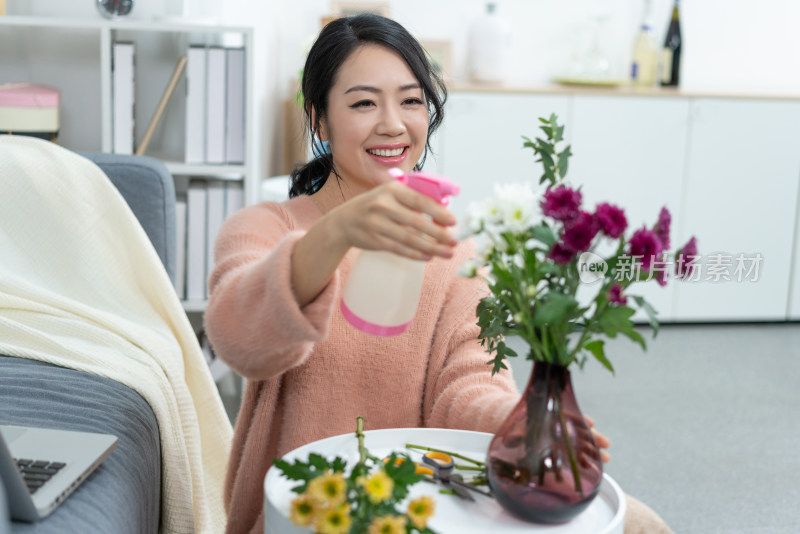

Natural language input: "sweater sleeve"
[423,250,521,433]
[203,203,340,380]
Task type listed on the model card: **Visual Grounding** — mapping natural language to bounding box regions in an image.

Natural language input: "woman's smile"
[366,144,408,165]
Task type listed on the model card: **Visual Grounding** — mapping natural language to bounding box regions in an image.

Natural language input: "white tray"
[264,428,625,534]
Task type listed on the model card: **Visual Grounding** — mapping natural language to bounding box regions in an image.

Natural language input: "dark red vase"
[486,361,603,524]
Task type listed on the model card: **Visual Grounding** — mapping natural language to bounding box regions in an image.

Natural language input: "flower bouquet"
[461,114,698,523]
[274,418,438,534]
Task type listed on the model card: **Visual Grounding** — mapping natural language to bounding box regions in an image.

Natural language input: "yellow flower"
[367,514,407,534]
[407,495,435,528]
[307,471,347,507]
[315,504,351,534]
[288,493,318,527]
[357,469,394,504]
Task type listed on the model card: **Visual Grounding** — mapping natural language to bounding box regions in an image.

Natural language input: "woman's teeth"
[368,147,404,157]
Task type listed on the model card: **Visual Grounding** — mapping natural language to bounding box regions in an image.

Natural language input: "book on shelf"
[185,180,208,301]
[224,181,245,219]
[225,47,246,164]
[184,43,247,165]
[185,45,207,164]
[179,179,245,304]
[174,194,187,300]
[205,47,227,164]
[205,180,226,286]
[112,41,135,155]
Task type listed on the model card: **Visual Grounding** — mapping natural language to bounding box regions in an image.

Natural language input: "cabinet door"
[673,99,800,320]
[431,92,570,223]
[791,191,800,320]
[569,96,690,322]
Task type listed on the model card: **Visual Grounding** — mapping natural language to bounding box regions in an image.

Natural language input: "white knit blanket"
[0,136,232,533]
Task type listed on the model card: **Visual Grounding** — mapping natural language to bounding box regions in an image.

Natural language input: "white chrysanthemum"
[458,259,479,277]
[493,183,539,234]
[463,197,501,235]
[474,234,494,259]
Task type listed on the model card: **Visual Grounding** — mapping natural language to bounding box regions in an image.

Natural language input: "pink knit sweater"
[204,195,520,534]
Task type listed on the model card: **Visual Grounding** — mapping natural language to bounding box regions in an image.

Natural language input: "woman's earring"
[313,136,331,156]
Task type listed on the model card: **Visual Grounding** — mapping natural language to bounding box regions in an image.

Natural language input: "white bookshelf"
[0,15,260,312]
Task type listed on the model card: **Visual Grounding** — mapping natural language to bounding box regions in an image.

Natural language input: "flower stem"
[555,390,583,496]
[405,444,485,467]
[356,416,367,465]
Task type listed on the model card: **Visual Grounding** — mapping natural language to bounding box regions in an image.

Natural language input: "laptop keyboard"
[14,458,67,494]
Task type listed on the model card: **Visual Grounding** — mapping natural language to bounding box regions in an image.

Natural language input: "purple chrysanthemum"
[653,206,671,250]
[548,242,575,264]
[562,211,599,252]
[608,283,628,305]
[595,203,628,239]
[675,236,699,279]
[541,185,582,222]
[628,226,663,271]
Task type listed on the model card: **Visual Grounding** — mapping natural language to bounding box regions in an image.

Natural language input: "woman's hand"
[328,180,458,261]
[585,415,611,463]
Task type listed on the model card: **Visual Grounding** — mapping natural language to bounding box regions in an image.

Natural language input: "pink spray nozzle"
[388,167,460,205]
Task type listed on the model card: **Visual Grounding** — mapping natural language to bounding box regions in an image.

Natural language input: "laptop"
[0,425,117,521]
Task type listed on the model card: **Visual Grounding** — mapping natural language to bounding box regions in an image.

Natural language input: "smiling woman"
[315,44,430,197]
[203,13,670,534]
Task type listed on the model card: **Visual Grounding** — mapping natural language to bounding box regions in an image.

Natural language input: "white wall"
[270,0,800,94]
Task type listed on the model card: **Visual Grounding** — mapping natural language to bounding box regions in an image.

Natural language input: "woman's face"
[320,43,430,194]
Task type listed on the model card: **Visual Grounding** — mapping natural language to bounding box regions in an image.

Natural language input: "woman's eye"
[404,97,424,105]
[351,100,374,108]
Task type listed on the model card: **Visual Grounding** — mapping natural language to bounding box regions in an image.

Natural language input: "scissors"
[421,452,492,501]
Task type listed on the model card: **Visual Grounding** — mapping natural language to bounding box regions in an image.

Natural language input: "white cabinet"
[429,92,570,223]
[673,98,800,321]
[0,16,259,311]
[436,88,800,322]
[569,96,691,322]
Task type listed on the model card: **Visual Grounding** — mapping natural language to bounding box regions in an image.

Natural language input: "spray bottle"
[340,167,460,336]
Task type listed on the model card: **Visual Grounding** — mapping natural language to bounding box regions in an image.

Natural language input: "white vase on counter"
[467,2,512,84]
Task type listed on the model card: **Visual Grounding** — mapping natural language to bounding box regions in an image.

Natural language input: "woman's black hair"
[288,13,448,198]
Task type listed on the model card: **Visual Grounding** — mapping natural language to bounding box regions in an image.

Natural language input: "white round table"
[264,428,625,534]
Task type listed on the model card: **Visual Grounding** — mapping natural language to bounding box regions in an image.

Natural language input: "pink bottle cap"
[388,168,460,206]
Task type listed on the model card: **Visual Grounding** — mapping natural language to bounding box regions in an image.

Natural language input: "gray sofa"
[0,152,175,533]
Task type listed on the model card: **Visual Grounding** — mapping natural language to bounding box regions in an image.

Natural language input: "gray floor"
[217,323,800,532]
[506,323,800,534]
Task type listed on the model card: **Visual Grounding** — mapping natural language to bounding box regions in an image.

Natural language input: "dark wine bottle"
[660,0,682,86]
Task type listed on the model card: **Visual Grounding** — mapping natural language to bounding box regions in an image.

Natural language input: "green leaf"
[596,305,647,351]
[536,140,555,155]
[631,295,660,337]
[554,124,565,143]
[620,326,647,351]
[584,339,614,374]
[331,457,347,472]
[487,354,508,375]
[595,305,636,337]
[307,453,330,471]
[531,224,557,248]
[557,145,572,178]
[272,454,337,494]
[532,292,578,326]
[539,150,555,173]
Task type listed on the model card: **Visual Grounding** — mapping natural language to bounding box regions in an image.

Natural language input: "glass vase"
[486,360,604,523]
